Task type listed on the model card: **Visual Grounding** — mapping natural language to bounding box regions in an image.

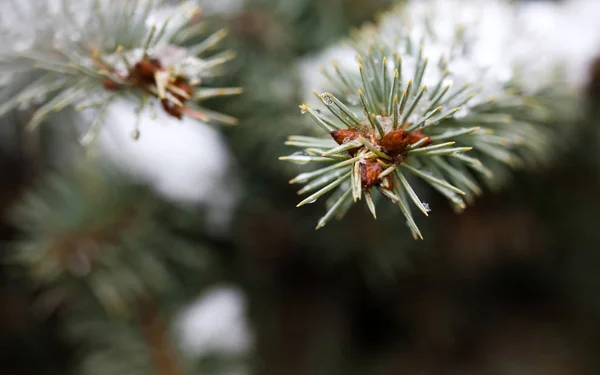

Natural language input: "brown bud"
[330,129,362,145]
[133,59,162,83]
[102,79,120,91]
[170,77,193,102]
[379,129,409,157]
[361,159,383,188]
[407,130,432,147]
[383,175,394,191]
[161,99,183,119]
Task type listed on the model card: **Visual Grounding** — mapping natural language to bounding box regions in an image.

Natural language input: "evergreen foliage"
[0,0,241,142]
[282,1,580,235]
[1,0,600,375]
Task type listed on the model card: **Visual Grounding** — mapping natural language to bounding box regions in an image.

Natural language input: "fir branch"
[0,0,241,144]
[9,164,212,315]
[282,0,578,237]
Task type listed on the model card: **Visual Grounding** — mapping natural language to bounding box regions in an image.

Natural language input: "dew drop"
[423,202,431,212]
[300,108,307,114]
[321,93,334,106]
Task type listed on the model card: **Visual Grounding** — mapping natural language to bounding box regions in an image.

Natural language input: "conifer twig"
[0,0,242,143]
[282,0,577,237]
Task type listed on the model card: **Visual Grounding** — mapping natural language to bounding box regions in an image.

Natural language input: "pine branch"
[9,163,213,314]
[7,162,222,374]
[0,0,241,143]
[281,0,580,237]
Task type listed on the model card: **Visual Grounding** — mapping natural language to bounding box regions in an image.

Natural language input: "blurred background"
[2,0,600,374]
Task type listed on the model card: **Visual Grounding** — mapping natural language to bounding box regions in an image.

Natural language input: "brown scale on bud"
[100,55,198,120]
[161,76,193,120]
[329,117,433,194]
[102,79,120,91]
[408,130,432,147]
[377,173,396,201]
[330,129,363,145]
[361,159,383,189]
[379,129,409,157]
[331,129,365,156]
[161,99,183,119]
[132,59,162,83]
[171,77,193,101]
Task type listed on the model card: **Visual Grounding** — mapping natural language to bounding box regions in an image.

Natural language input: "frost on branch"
[282,0,581,238]
[0,0,242,143]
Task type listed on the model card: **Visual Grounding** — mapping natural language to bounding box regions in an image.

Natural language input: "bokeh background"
[2,0,600,374]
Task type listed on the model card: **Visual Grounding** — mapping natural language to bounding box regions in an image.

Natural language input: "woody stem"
[137,297,185,375]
